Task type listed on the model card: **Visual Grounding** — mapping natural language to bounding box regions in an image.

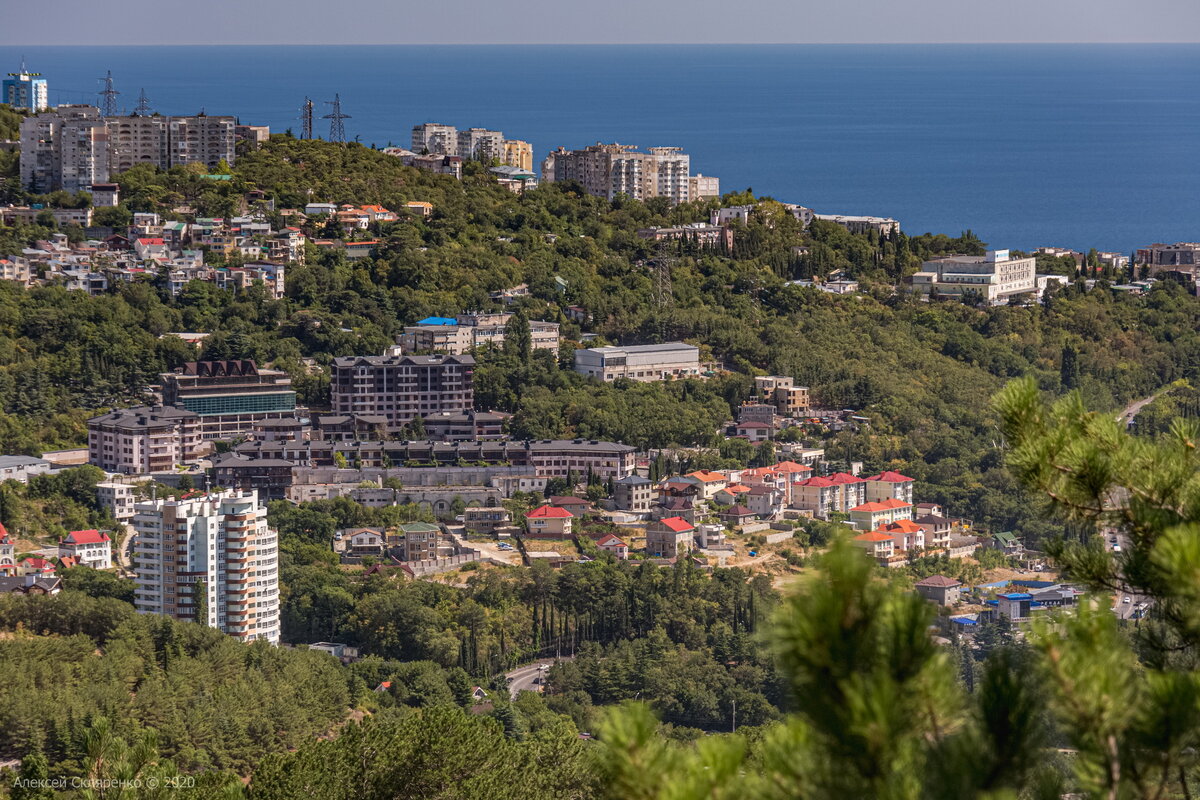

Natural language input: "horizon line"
[4,40,1200,47]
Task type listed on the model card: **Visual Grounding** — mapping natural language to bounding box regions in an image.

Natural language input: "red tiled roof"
[854,531,895,542]
[0,521,9,542]
[828,472,866,485]
[686,470,727,483]
[877,520,923,534]
[866,470,915,483]
[597,534,627,547]
[852,499,913,513]
[797,476,836,488]
[527,505,573,519]
[136,238,165,245]
[772,461,813,474]
[724,505,755,516]
[658,516,695,533]
[63,529,110,545]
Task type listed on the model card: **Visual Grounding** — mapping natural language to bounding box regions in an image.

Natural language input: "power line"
[98,70,120,116]
[323,94,350,144]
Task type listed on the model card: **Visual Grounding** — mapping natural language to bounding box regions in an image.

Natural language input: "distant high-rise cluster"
[411,122,533,171]
[541,143,719,205]
[19,106,238,192]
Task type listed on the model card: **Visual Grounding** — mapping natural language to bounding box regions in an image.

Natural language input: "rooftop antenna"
[133,88,152,116]
[323,94,350,143]
[98,70,120,116]
[300,97,314,140]
[7,57,40,79]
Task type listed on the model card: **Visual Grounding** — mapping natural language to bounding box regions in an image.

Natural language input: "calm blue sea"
[3,44,1198,254]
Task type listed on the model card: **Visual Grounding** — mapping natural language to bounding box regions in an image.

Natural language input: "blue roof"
[416,316,458,326]
[999,592,1033,600]
[951,616,979,625]
[1011,580,1055,589]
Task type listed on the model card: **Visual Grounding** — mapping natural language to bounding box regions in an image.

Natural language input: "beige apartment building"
[501,139,533,171]
[912,249,1037,304]
[542,143,700,204]
[575,342,700,382]
[330,353,474,428]
[132,490,280,643]
[21,107,235,191]
[88,406,203,474]
[411,123,458,155]
[754,376,811,418]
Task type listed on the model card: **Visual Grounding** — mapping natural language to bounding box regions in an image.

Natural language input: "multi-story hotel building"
[330,353,474,428]
[574,342,701,382]
[912,249,1037,304]
[132,490,279,643]
[160,360,297,440]
[88,406,202,474]
[3,63,49,112]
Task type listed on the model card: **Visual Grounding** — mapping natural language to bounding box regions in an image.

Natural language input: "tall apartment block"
[87,405,203,474]
[542,143,701,204]
[330,353,475,428]
[501,139,533,171]
[132,490,280,643]
[411,123,458,155]
[160,359,297,440]
[19,106,109,193]
[19,107,237,191]
[457,128,504,162]
[3,63,49,112]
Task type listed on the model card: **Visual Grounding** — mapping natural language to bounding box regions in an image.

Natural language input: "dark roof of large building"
[209,452,297,469]
[88,405,198,430]
[331,354,475,368]
[177,359,259,377]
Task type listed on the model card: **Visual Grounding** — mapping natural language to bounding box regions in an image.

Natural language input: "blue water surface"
[3,44,1198,253]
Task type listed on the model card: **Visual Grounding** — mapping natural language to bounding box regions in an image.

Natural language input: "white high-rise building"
[457,128,504,162]
[411,122,458,155]
[132,490,280,643]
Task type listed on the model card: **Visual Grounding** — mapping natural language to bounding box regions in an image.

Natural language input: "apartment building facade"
[1136,242,1200,272]
[88,405,202,474]
[501,139,533,171]
[60,529,112,569]
[574,342,701,382]
[330,353,475,427]
[132,490,280,643]
[398,312,560,355]
[20,107,237,191]
[457,128,504,162]
[411,123,458,155]
[754,375,810,418]
[542,143,701,204]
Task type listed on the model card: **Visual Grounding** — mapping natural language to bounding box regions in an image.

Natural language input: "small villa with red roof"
[60,529,113,569]
[525,504,574,538]
[646,516,695,560]
[0,523,14,572]
[596,533,629,560]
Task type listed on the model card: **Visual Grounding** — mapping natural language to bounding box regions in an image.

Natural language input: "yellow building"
[502,139,533,172]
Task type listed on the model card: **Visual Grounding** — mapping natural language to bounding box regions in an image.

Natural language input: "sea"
[3,44,1199,254]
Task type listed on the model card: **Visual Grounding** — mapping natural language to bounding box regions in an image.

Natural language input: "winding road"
[504,661,553,699]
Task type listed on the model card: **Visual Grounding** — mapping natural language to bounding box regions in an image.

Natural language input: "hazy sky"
[5,0,1199,44]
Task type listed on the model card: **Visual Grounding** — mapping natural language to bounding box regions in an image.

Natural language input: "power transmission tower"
[323,94,350,143]
[133,88,152,116]
[651,240,675,341]
[98,70,120,116]
[300,97,314,139]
